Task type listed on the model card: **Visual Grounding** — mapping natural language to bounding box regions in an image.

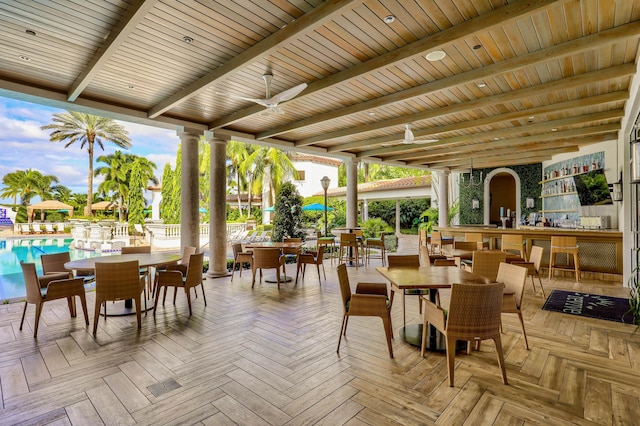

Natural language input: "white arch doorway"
[483,168,521,226]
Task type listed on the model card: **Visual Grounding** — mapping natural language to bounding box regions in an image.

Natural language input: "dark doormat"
[542,290,636,325]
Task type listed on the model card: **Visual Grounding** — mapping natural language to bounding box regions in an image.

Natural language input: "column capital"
[176,126,205,137]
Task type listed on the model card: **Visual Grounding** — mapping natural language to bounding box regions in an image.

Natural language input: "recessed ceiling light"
[368,111,376,116]
[528,116,535,120]
[127,84,135,89]
[494,137,500,141]
[183,36,193,43]
[384,15,395,24]
[19,55,31,61]
[473,44,482,50]
[552,128,558,132]
[425,50,446,61]
[477,82,487,88]
[25,29,36,36]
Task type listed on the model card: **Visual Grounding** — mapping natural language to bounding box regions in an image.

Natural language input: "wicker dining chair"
[387,254,423,325]
[252,248,286,289]
[153,246,197,294]
[40,252,73,279]
[497,262,530,349]
[453,241,479,251]
[464,250,507,282]
[511,245,546,298]
[336,264,393,358]
[338,233,361,269]
[93,260,146,336]
[231,243,253,281]
[20,261,88,338]
[420,282,507,386]
[154,252,206,316]
[502,234,527,260]
[365,233,386,266]
[296,248,325,283]
[121,245,152,296]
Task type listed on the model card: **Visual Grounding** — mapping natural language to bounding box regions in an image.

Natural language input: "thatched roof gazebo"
[27,200,73,222]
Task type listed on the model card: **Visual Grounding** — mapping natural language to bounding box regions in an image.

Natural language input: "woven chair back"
[336,264,351,309]
[529,246,544,271]
[453,241,478,251]
[496,262,528,307]
[41,252,71,276]
[464,233,483,243]
[387,254,420,268]
[95,260,142,301]
[471,251,507,282]
[184,253,204,289]
[231,243,243,259]
[252,248,282,269]
[340,233,357,245]
[121,245,151,254]
[20,262,43,303]
[446,282,504,340]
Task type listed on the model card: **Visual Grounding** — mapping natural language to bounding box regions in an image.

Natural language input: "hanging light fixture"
[460,159,483,188]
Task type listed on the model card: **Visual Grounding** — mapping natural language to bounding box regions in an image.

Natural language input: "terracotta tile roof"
[289,153,342,167]
[316,175,432,197]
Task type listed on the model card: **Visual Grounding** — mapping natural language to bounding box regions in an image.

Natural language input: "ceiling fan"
[401,124,438,144]
[227,73,307,115]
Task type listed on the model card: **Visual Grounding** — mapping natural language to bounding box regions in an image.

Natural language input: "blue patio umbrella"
[199,207,207,213]
[302,202,333,211]
[263,206,275,212]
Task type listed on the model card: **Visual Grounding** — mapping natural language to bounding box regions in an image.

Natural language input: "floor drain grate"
[148,378,181,397]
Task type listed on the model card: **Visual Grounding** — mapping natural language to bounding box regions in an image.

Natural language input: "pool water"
[0,238,102,301]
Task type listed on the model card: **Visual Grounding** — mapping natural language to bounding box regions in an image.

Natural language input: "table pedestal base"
[400,324,466,352]
[264,275,293,283]
[100,298,154,316]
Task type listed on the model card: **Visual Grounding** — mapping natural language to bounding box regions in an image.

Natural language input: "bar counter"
[434,226,622,278]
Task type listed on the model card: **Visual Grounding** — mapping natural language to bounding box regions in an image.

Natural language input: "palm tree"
[246,146,297,209]
[1,171,25,206]
[31,172,60,221]
[41,111,131,216]
[0,169,58,207]
[51,184,72,203]
[226,140,249,217]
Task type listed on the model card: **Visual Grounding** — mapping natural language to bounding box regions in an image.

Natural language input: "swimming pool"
[0,238,101,301]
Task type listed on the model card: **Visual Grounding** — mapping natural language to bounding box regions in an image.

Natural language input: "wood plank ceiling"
[0,0,639,171]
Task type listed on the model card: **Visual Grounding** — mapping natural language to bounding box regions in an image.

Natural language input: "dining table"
[65,252,183,316]
[376,266,491,351]
[244,241,304,282]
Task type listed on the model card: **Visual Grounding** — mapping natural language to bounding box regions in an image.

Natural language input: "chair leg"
[79,293,89,326]
[420,318,428,357]
[200,283,207,306]
[517,311,529,349]
[402,293,406,327]
[536,274,546,298]
[493,336,508,384]
[153,285,162,316]
[33,302,43,338]
[251,267,257,288]
[93,300,102,336]
[446,337,457,387]
[67,297,77,317]
[337,314,347,353]
[133,295,142,329]
[185,286,192,316]
[20,301,28,331]
[382,316,394,358]
[231,260,237,281]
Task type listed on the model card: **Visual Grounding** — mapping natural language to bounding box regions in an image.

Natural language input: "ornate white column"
[438,169,450,228]
[207,134,229,277]
[178,127,200,251]
[362,199,369,221]
[345,159,358,228]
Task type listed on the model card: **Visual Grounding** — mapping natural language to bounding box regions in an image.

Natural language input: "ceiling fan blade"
[403,125,414,144]
[268,83,308,105]
[227,93,271,106]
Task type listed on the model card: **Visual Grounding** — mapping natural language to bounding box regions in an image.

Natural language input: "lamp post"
[320,176,331,237]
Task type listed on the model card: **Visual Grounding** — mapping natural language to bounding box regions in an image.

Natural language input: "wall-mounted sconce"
[526,197,534,208]
[610,172,623,202]
[472,199,479,209]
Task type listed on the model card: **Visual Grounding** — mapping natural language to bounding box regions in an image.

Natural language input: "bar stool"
[501,234,526,261]
[430,231,454,254]
[548,236,580,282]
[365,233,386,266]
[316,232,336,265]
[339,233,361,269]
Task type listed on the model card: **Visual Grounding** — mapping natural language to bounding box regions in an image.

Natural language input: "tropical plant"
[246,146,296,208]
[271,182,305,241]
[226,140,249,217]
[159,163,174,223]
[361,217,392,239]
[50,184,72,202]
[418,207,439,233]
[169,145,182,224]
[41,111,132,216]
[1,169,58,207]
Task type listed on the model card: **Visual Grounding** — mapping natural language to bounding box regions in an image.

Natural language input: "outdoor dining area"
[0,230,635,425]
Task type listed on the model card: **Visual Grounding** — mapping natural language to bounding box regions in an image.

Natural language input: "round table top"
[64,252,183,270]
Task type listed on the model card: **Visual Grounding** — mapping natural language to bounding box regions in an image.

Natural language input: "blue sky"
[0,96,179,204]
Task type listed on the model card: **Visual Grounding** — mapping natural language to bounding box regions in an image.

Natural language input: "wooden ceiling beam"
[211,0,565,131]
[265,21,640,142]
[296,64,635,146]
[403,129,618,165]
[329,91,628,152]
[67,0,159,102]
[147,0,362,118]
[361,109,623,160]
